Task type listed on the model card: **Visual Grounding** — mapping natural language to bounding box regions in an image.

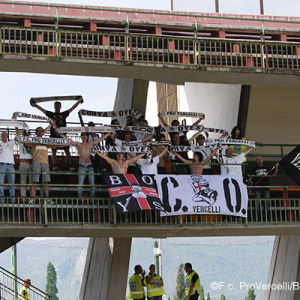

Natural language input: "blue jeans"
[254,188,270,212]
[0,164,15,202]
[78,165,95,198]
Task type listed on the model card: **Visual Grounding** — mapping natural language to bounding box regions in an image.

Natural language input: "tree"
[45,262,59,300]
[200,284,204,300]
[220,294,226,300]
[174,263,187,300]
[245,287,256,300]
[207,291,211,300]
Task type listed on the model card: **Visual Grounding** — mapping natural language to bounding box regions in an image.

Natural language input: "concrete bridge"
[0,1,299,299]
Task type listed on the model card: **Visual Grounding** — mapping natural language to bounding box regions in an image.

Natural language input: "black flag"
[102,173,164,214]
[279,145,300,185]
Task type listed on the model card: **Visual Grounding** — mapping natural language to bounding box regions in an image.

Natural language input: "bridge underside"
[0,55,299,87]
[0,224,299,238]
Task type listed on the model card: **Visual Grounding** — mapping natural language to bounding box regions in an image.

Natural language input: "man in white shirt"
[18,129,32,198]
[136,147,168,175]
[0,132,17,202]
[221,147,254,176]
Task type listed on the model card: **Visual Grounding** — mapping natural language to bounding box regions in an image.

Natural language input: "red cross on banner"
[103,173,163,214]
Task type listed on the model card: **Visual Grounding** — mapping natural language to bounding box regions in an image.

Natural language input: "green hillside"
[0,236,274,300]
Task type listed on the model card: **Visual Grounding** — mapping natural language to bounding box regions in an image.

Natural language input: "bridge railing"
[0,26,299,71]
[0,266,49,300]
[0,193,299,226]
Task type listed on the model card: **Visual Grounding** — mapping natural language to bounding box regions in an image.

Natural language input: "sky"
[1,0,299,126]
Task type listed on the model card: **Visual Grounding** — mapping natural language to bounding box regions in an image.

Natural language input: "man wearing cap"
[19,278,31,299]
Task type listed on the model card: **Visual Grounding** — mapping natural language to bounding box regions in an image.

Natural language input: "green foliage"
[245,287,256,300]
[207,291,211,300]
[174,263,187,300]
[199,292,205,300]
[220,294,226,300]
[45,262,59,300]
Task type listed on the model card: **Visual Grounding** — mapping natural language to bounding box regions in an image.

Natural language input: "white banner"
[160,124,204,133]
[56,126,110,134]
[30,95,83,106]
[18,136,72,146]
[155,175,248,218]
[170,145,217,152]
[78,108,143,120]
[91,145,150,157]
[0,120,29,130]
[12,111,50,121]
[206,138,256,148]
[160,111,205,119]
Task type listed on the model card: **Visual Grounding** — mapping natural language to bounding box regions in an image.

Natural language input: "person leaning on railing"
[61,132,110,198]
[0,131,18,203]
[16,126,32,200]
[220,147,254,176]
[19,277,31,300]
[24,124,53,203]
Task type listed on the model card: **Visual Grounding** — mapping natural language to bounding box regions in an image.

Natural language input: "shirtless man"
[174,148,219,175]
[96,151,145,174]
[68,132,110,198]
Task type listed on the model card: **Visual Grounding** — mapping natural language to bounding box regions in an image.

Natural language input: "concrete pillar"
[80,237,132,300]
[114,78,149,124]
[265,235,300,300]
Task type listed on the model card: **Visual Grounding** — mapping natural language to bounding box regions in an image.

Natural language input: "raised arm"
[44,122,53,134]
[202,148,219,165]
[96,151,115,165]
[192,113,205,126]
[141,134,153,143]
[243,147,254,156]
[188,130,203,144]
[126,152,146,166]
[158,113,169,127]
[174,152,190,164]
[89,133,110,147]
[32,103,47,115]
[68,97,83,114]
[158,146,168,159]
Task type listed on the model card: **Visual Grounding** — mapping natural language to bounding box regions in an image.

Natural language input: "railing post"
[55,6,59,29]
[0,27,2,55]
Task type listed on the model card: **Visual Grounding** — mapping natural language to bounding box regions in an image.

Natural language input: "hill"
[0,236,274,300]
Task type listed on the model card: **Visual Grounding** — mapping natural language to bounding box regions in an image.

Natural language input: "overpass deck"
[0,2,299,85]
[0,194,299,238]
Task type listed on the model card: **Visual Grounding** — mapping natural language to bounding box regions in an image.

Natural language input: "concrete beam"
[265,236,300,300]
[0,56,300,87]
[1,224,300,238]
[114,78,149,123]
[0,237,24,253]
[79,237,132,300]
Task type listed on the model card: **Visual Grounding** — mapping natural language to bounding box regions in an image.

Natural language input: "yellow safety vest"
[19,286,30,300]
[129,274,145,299]
[229,137,247,162]
[145,274,166,297]
[185,271,202,296]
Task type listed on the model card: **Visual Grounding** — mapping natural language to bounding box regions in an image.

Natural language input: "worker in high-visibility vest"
[145,264,165,300]
[19,278,31,300]
[128,265,146,300]
[179,263,202,300]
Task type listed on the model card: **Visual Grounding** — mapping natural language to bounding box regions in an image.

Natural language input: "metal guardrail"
[0,1,299,27]
[0,266,49,300]
[0,26,299,71]
[0,195,299,226]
